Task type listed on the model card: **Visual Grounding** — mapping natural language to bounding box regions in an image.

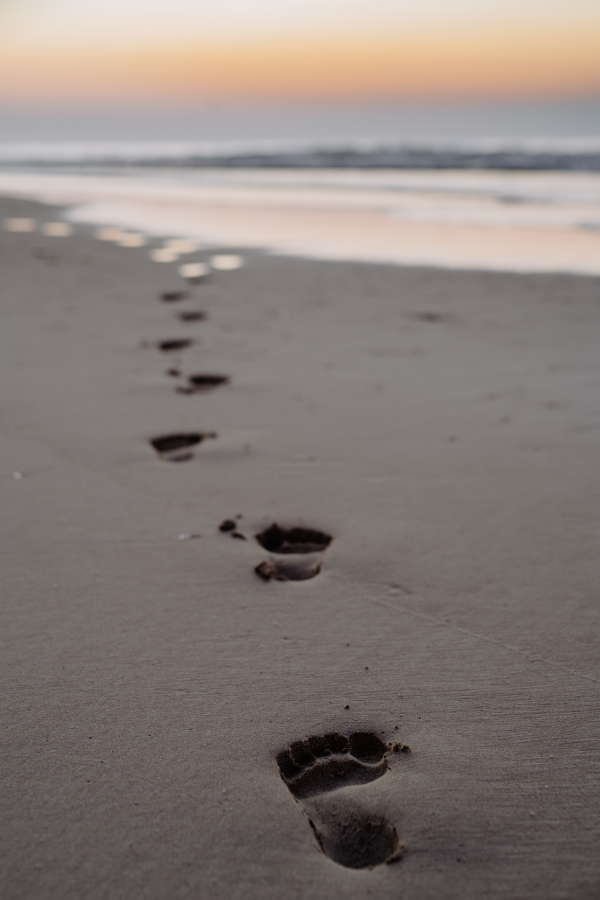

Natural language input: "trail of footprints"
[144,257,412,869]
[147,273,232,457]
[137,244,413,870]
[5,218,412,872]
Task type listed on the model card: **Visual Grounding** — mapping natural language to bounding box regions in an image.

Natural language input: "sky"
[0,0,599,104]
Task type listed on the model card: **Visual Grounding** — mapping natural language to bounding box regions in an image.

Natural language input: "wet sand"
[1,195,599,899]
[2,169,600,274]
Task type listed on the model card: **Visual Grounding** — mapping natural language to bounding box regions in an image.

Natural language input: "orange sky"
[0,0,598,102]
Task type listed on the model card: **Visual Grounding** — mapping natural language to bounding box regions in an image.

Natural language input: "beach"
[1,193,600,898]
[1,168,600,275]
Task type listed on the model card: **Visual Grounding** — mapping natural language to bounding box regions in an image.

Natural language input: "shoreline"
[2,168,600,275]
[1,194,600,898]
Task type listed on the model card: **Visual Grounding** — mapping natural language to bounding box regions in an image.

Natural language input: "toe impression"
[277,732,388,800]
[277,731,404,869]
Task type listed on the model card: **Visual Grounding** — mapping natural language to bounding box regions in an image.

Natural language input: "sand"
[1,195,599,899]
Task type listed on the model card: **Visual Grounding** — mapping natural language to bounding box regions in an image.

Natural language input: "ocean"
[1,99,599,273]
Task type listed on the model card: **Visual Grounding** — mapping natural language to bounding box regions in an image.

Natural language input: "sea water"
[1,100,599,273]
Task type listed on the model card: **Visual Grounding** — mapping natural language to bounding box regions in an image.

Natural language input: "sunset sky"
[0,0,599,103]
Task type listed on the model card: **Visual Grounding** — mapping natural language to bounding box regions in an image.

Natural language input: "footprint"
[150,431,216,462]
[277,732,405,869]
[177,311,207,322]
[160,290,188,303]
[254,523,333,581]
[32,246,60,265]
[410,312,457,324]
[413,311,443,323]
[177,374,230,394]
[256,524,332,554]
[157,339,194,352]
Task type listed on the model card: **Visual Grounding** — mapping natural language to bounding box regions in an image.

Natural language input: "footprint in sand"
[156,338,195,352]
[277,731,409,869]
[254,523,333,581]
[410,311,458,324]
[177,374,230,395]
[160,289,189,303]
[177,310,207,322]
[150,431,216,462]
[217,520,333,579]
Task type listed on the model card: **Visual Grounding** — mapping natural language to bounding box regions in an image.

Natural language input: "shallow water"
[2,167,600,274]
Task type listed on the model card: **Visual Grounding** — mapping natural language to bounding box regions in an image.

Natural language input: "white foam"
[1,135,600,166]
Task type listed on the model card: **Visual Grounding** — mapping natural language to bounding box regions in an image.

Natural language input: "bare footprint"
[254,523,333,581]
[177,374,230,394]
[177,311,207,322]
[156,338,195,353]
[150,431,216,462]
[410,311,458,324]
[160,290,188,303]
[157,338,195,352]
[277,732,406,869]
